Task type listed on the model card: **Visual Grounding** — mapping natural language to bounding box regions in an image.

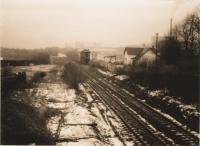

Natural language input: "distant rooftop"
[81,49,90,53]
[124,47,143,55]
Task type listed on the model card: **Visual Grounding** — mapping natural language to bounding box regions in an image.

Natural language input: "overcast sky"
[1,0,200,49]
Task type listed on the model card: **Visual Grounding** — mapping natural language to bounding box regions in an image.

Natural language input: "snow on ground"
[17,65,131,146]
[96,68,200,139]
[7,65,132,145]
[115,75,129,81]
[151,107,200,138]
[97,68,129,81]
[35,81,101,145]
[56,138,104,146]
[59,125,96,139]
[119,84,200,138]
[81,87,134,146]
[97,69,115,77]
[63,105,94,124]
[12,65,56,73]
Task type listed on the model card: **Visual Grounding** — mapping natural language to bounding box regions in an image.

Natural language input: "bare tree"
[176,9,200,56]
[194,9,200,54]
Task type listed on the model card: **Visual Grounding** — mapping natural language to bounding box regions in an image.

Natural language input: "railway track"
[83,70,199,146]
[85,74,173,145]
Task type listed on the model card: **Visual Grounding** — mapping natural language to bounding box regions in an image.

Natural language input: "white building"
[136,48,156,67]
[123,47,143,65]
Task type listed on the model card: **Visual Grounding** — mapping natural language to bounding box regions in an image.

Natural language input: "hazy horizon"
[1,0,200,49]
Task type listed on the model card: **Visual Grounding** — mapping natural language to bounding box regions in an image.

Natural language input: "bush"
[30,72,47,83]
[159,65,179,89]
[113,66,125,75]
[159,37,181,65]
[89,61,107,71]
[128,62,159,88]
[128,61,198,103]
[1,99,54,145]
[63,62,85,90]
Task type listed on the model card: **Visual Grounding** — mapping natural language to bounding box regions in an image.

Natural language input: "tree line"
[159,8,200,66]
[1,47,80,64]
[128,9,200,103]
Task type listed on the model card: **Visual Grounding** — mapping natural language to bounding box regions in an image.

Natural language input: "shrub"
[30,72,46,83]
[2,99,54,145]
[159,37,181,65]
[89,61,107,71]
[113,66,125,75]
[128,62,159,87]
[159,65,179,89]
[63,62,85,90]
[128,61,198,103]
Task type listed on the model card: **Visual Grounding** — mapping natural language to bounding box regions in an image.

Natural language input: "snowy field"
[11,65,135,145]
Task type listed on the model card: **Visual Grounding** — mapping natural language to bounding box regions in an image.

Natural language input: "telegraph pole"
[170,18,173,37]
[175,25,178,40]
[156,33,159,49]
[155,33,159,66]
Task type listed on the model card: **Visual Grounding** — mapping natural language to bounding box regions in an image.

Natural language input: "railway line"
[83,69,199,146]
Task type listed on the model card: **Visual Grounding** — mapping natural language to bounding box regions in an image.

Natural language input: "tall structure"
[155,33,159,65]
[80,49,90,64]
[155,33,159,49]
[170,18,173,37]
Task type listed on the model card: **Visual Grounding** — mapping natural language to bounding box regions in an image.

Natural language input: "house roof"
[124,47,143,55]
[135,47,157,60]
[81,49,90,53]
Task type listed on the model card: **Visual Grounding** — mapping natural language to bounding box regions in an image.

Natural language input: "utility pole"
[155,33,159,66]
[170,18,173,37]
[155,33,159,49]
[175,25,178,40]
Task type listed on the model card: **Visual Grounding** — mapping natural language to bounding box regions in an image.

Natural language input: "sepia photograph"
[1,0,200,145]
